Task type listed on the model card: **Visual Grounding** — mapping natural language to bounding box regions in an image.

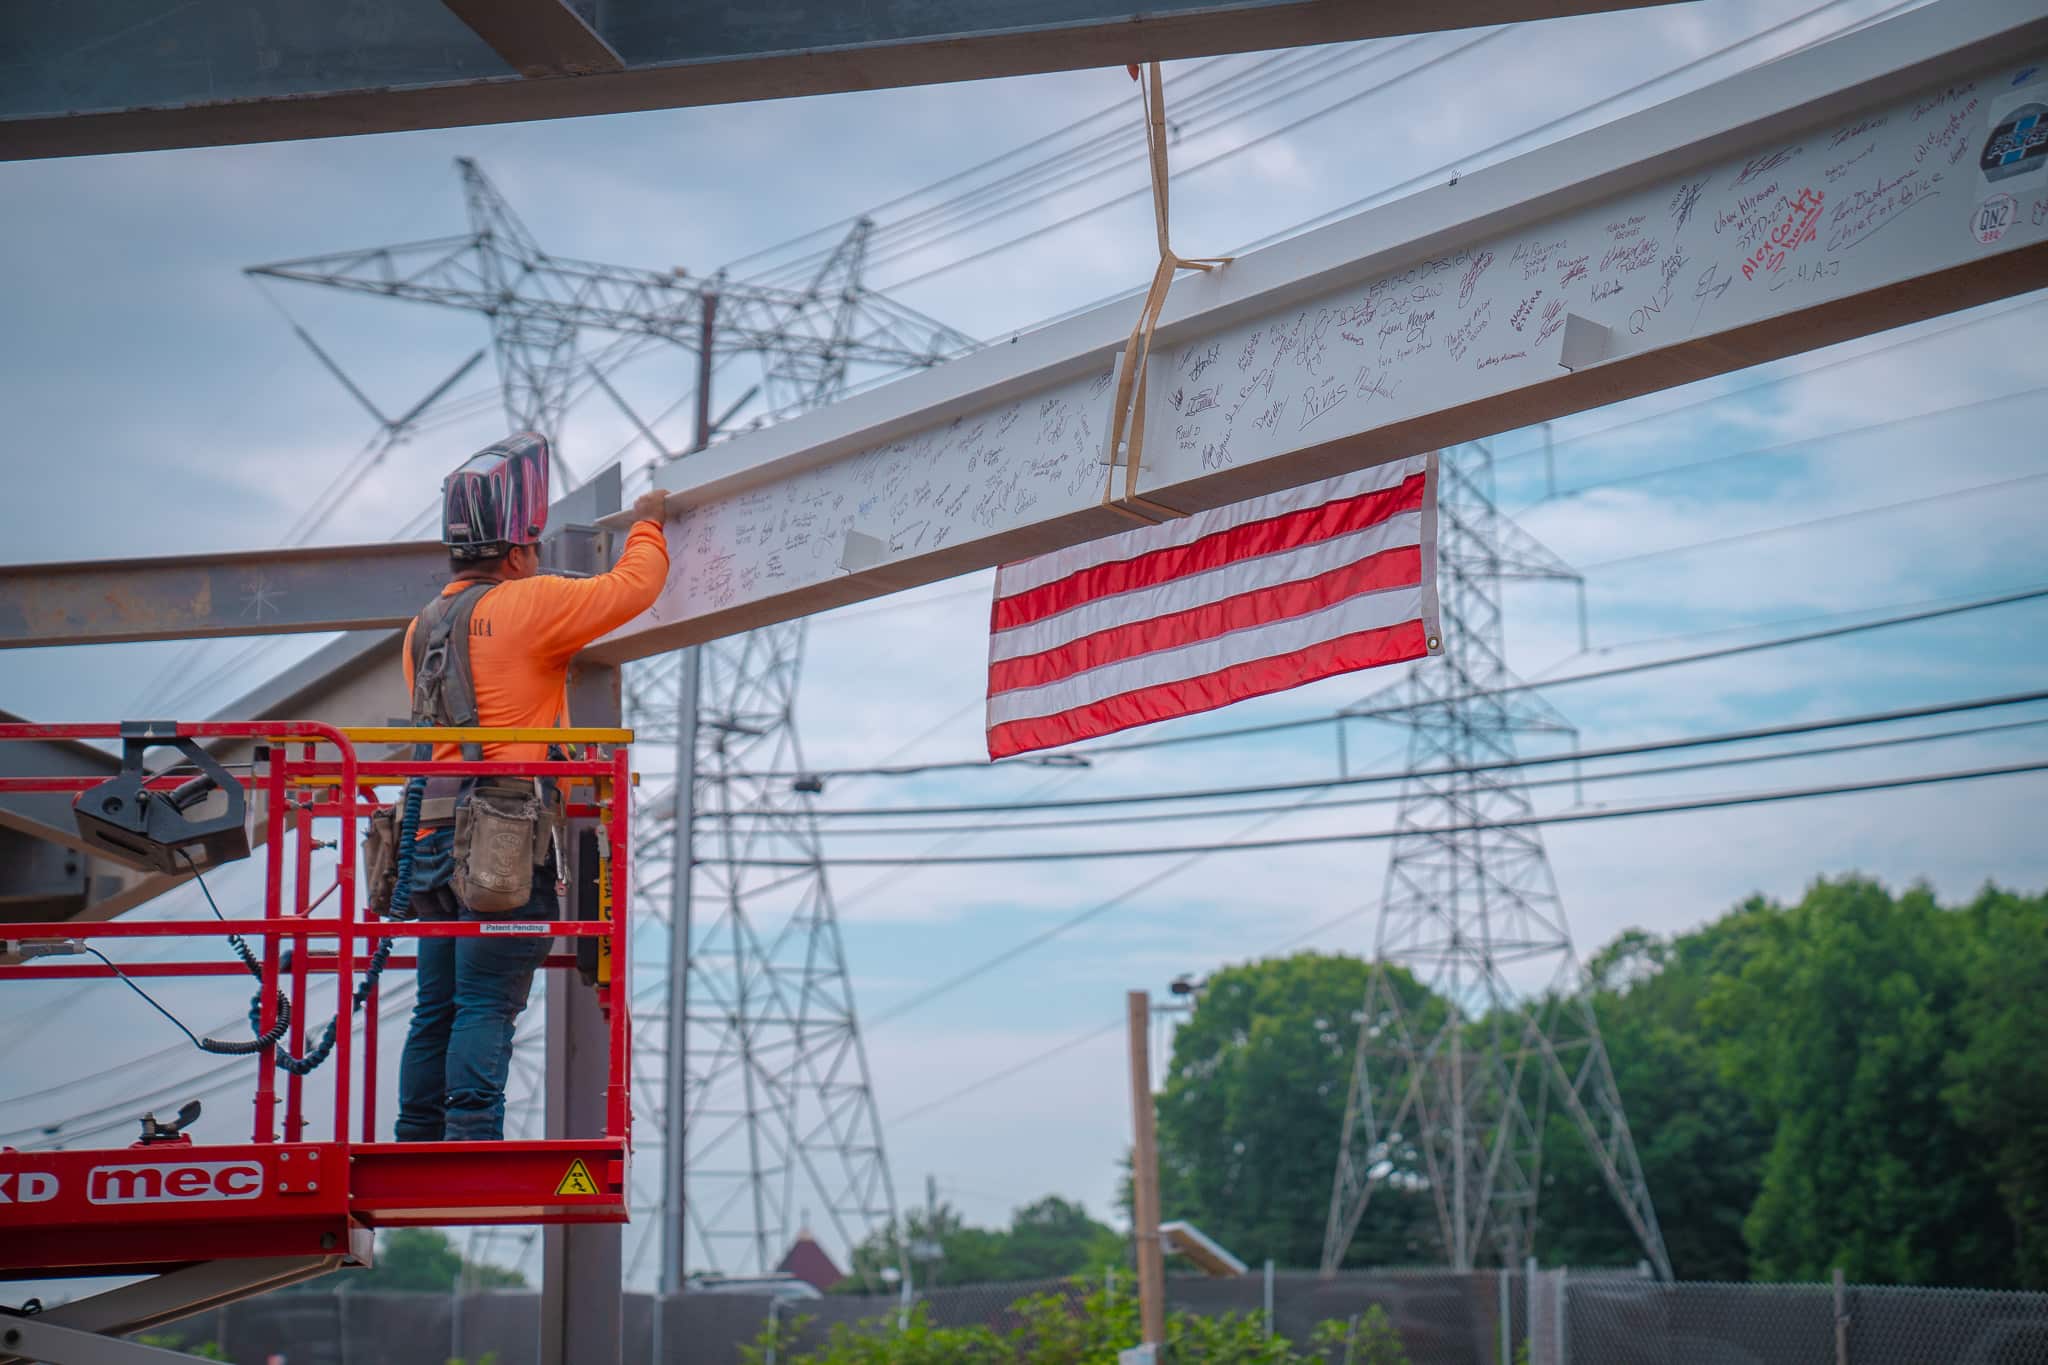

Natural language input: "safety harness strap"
[408,580,496,763]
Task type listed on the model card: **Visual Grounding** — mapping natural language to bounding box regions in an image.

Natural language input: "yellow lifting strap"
[1102,60,1233,526]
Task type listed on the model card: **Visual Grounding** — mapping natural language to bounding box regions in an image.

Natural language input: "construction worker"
[394,432,670,1142]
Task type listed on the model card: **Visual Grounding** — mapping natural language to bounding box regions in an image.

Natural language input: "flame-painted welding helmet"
[442,432,551,561]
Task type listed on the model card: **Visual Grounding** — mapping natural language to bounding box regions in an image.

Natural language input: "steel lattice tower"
[251,159,974,1286]
[1322,441,1670,1279]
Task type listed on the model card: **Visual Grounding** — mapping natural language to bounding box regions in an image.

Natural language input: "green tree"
[742,1284,1396,1365]
[1152,952,1443,1269]
[1002,1196,1126,1280]
[847,1196,1125,1288]
[1531,912,1772,1278]
[1706,878,2012,1284]
[1944,884,2048,1288]
[291,1227,528,1293]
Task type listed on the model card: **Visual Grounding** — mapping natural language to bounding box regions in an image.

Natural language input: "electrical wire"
[715,758,2048,868]
[764,688,2048,818]
[779,583,2048,778]
[742,715,2048,835]
[863,762,1400,1028]
[71,946,213,1052]
[876,29,1503,292]
[890,898,1383,1126]
[719,48,1256,275]
[1579,470,2048,572]
[1486,294,2048,476]
[1201,0,1921,265]
[745,41,1406,286]
[2,979,423,1148]
[765,687,2048,818]
[799,37,1447,288]
[891,1018,1126,1125]
[993,0,1904,337]
[1506,381,2048,515]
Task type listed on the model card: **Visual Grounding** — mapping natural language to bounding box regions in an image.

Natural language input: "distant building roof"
[778,1232,846,1293]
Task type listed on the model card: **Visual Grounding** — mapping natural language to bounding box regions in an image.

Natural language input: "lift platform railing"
[0,721,635,1279]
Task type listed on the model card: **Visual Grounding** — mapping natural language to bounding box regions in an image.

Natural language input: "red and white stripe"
[986,454,1440,759]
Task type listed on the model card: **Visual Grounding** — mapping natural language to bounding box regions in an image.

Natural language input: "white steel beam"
[599,0,2048,663]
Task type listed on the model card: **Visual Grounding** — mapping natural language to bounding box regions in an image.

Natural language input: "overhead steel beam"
[442,0,626,78]
[0,540,447,650]
[0,705,114,855]
[1,0,1684,161]
[590,0,2048,662]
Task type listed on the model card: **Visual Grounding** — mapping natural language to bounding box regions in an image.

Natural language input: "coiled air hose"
[198,779,414,1071]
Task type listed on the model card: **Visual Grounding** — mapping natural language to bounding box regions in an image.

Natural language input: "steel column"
[541,480,626,1365]
[660,643,700,1294]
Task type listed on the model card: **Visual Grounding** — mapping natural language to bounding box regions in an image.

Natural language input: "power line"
[1092,585,2048,755]
[1487,294,2048,476]
[711,758,2048,868]
[877,30,1502,291]
[891,1018,1125,1126]
[1579,469,2048,572]
[891,898,1383,1127]
[990,0,1888,335]
[1507,381,2048,515]
[865,781,1344,1028]
[786,583,2048,778]
[1212,0,1917,263]
[749,715,2048,834]
[775,688,2048,819]
[832,38,1446,286]
[754,43,1385,286]
[719,48,1261,275]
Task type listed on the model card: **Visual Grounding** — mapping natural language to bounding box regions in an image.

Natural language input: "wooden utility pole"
[1127,990,1167,1353]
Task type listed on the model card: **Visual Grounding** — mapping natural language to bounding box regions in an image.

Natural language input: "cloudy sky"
[3,0,2046,1293]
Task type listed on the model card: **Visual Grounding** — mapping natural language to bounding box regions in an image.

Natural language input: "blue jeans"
[395,828,556,1142]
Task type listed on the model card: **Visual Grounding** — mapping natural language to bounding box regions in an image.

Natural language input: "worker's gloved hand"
[632,488,670,524]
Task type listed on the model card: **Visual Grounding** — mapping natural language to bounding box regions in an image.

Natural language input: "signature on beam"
[1299,378,1350,431]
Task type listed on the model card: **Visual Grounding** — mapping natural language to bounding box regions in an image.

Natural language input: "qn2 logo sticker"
[1974,194,2019,244]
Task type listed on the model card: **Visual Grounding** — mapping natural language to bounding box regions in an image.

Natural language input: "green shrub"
[740,1283,1410,1364]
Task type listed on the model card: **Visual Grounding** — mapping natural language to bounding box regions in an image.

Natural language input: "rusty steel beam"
[1,0,1686,161]
[0,541,449,650]
[442,0,626,78]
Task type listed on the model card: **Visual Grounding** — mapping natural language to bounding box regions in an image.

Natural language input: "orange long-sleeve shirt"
[402,519,669,763]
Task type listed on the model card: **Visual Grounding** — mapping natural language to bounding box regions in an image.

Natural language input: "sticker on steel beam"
[1976,193,2020,243]
[554,1158,599,1197]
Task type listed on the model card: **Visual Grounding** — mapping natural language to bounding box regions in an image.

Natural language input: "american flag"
[986,453,1441,759]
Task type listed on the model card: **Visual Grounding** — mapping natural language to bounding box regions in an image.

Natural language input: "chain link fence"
[1559,1274,2048,1365]
[111,1269,2048,1363]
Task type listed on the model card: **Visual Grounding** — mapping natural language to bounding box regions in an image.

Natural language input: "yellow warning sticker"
[554,1158,599,1197]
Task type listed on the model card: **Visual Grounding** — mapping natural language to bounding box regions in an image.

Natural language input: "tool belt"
[453,776,564,915]
[364,578,565,920]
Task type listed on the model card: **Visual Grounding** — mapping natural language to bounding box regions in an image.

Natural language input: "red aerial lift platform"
[0,721,635,1362]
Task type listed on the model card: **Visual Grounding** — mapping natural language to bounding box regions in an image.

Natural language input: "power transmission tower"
[1321,441,1671,1279]
[250,158,975,1286]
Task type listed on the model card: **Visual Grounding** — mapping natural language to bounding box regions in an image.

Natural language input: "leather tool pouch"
[454,779,545,915]
[363,804,400,918]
